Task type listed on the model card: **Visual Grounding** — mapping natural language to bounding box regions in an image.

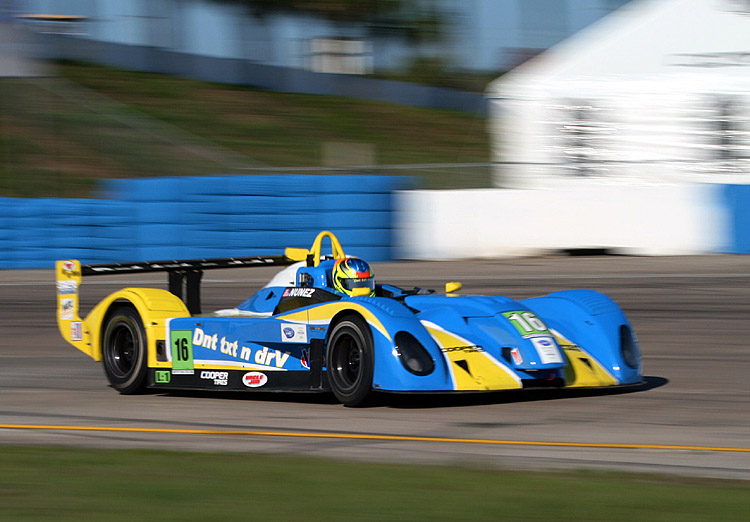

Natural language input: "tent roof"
[488,0,750,97]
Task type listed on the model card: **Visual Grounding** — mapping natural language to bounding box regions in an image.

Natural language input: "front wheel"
[326,316,374,407]
[102,304,148,394]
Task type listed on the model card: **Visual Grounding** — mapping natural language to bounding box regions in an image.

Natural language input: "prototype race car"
[56,231,643,406]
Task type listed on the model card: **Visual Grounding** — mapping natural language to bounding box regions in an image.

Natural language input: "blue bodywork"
[164,257,643,396]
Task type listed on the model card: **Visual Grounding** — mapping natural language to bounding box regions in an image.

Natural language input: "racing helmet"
[331,257,375,296]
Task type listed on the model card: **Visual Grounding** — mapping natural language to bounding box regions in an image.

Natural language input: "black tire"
[326,316,374,407]
[101,304,148,394]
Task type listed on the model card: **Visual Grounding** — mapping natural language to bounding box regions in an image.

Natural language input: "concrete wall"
[395,182,736,259]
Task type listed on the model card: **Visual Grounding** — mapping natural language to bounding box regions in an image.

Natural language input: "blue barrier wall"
[720,184,750,254]
[0,174,412,269]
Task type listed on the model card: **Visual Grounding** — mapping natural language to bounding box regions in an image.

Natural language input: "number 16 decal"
[170,330,194,370]
[502,311,549,337]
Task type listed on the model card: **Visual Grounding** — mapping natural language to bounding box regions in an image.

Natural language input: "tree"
[214,0,445,43]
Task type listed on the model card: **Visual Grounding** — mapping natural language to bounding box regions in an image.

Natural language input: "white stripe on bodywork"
[193,359,288,371]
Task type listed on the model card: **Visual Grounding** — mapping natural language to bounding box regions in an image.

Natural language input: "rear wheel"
[102,305,148,394]
[326,316,374,407]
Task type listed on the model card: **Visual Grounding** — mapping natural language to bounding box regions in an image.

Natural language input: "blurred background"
[2,0,750,266]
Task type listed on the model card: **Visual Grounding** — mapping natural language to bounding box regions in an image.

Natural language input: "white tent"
[486,0,750,188]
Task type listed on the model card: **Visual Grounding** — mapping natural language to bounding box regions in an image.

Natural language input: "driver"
[331,257,375,296]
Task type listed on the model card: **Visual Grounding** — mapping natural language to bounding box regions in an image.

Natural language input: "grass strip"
[0,446,748,521]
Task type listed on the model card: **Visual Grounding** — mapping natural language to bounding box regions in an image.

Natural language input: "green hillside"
[0,62,491,197]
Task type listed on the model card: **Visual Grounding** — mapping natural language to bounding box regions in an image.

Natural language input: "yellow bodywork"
[553,330,617,387]
[444,281,462,294]
[279,301,391,342]
[421,320,522,391]
[285,230,346,267]
[55,260,189,364]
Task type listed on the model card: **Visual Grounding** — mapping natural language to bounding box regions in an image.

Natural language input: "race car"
[56,230,643,406]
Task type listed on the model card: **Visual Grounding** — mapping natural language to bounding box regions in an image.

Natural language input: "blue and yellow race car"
[56,231,642,406]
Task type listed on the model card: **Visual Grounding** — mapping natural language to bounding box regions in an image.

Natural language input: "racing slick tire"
[102,304,148,394]
[326,315,374,407]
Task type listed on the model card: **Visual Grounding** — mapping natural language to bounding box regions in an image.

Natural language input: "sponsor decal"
[282,287,315,298]
[171,369,195,375]
[60,261,81,278]
[70,321,82,341]
[242,371,267,388]
[155,370,171,384]
[60,298,75,320]
[200,370,228,386]
[441,345,485,353]
[300,349,323,369]
[281,323,307,343]
[510,347,523,365]
[192,328,218,350]
[254,346,290,368]
[531,337,564,364]
[190,326,290,368]
[57,280,77,295]
[192,327,239,357]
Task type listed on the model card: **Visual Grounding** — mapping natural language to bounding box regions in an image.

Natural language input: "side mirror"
[285,247,310,262]
[445,281,462,294]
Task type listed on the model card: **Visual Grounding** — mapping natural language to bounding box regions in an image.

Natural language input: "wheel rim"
[107,322,137,378]
[332,335,361,392]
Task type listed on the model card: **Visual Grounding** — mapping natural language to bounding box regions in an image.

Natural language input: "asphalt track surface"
[1,256,749,479]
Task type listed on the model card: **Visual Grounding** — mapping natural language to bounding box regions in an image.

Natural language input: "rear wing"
[55,255,299,360]
[55,230,346,355]
[55,230,344,360]
[70,225,347,313]
[56,255,295,321]
[79,255,295,315]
